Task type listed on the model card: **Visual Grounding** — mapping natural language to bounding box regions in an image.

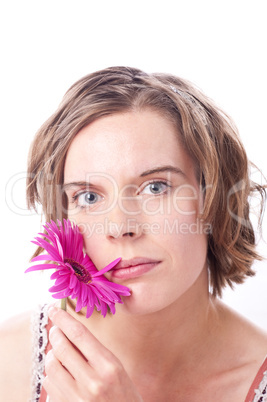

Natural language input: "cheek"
[141,184,203,222]
[157,218,208,262]
[148,187,205,240]
[172,184,204,217]
[153,205,208,271]
[68,214,107,267]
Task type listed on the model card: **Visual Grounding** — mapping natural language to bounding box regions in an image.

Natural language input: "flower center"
[65,258,92,284]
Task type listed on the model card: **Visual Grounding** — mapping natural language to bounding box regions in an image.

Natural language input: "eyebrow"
[63,166,185,191]
[62,181,91,191]
[140,165,185,177]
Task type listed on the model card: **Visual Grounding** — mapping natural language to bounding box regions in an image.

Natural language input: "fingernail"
[48,325,58,341]
[48,306,58,320]
[49,325,57,335]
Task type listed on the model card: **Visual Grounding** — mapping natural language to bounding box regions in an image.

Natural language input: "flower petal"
[93,258,121,277]
[69,273,78,289]
[49,281,69,292]
[109,302,116,315]
[25,264,59,273]
[51,288,72,298]
[101,280,131,296]
[98,299,108,317]
[50,270,69,280]
[31,254,53,262]
[26,218,130,318]
[33,237,62,262]
[85,304,95,318]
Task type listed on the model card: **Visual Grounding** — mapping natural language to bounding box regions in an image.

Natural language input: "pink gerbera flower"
[25,219,131,318]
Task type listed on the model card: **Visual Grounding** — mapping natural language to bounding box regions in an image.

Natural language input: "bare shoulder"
[219,300,267,355]
[215,301,267,400]
[0,310,33,402]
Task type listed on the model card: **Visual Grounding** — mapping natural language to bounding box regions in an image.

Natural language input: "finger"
[49,325,95,382]
[43,376,71,402]
[48,307,118,371]
[44,350,76,402]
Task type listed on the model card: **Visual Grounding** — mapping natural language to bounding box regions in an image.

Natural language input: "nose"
[107,219,142,239]
[105,196,143,240]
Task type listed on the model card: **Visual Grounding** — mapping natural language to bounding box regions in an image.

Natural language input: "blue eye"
[141,181,170,195]
[73,191,100,207]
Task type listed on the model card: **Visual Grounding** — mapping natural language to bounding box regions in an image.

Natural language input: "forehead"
[64,110,195,180]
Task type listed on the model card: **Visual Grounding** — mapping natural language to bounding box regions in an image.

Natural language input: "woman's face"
[64,110,208,315]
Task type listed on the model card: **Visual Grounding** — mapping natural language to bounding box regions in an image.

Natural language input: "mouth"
[110,257,161,279]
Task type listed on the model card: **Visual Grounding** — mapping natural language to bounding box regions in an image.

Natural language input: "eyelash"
[139,180,171,196]
[72,191,101,209]
[71,180,171,209]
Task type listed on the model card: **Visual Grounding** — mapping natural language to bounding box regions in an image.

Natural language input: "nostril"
[123,232,134,237]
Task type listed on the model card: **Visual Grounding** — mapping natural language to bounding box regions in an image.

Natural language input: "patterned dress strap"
[245,356,267,402]
[31,304,52,402]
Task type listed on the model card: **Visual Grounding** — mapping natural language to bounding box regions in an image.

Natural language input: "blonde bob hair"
[27,66,266,297]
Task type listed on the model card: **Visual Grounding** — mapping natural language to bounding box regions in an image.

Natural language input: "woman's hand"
[43,307,143,402]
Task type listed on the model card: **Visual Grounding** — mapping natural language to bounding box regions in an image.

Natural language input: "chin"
[118,299,159,316]
[117,285,173,317]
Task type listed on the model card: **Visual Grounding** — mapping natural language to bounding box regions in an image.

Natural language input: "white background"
[0,0,266,328]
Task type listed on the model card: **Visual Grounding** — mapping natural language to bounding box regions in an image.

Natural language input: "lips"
[112,257,160,270]
[110,257,161,279]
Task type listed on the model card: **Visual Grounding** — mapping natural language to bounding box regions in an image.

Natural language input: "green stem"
[61,298,67,311]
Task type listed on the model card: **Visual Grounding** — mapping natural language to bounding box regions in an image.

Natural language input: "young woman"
[0,66,266,401]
